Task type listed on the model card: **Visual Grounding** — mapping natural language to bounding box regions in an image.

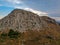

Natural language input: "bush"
[8,29,20,38]
[1,33,7,38]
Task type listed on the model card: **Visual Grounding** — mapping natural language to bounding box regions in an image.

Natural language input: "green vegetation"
[0,29,21,39]
[1,33,7,38]
[8,29,20,38]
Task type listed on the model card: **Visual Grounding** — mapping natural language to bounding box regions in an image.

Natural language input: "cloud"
[52,17,60,21]
[15,7,48,16]
[5,0,22,4]
[24,8,48,16]
[2,0,27,9]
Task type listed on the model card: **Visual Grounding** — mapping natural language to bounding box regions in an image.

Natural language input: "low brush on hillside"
[0,29,60,45]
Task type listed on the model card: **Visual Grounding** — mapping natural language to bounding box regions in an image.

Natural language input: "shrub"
[8,29,20,38]
[1,33,7,38]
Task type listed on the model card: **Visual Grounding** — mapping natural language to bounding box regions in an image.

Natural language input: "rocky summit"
[0,9,59,32]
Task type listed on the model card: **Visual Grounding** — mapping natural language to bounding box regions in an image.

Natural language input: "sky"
[0,0,60,21]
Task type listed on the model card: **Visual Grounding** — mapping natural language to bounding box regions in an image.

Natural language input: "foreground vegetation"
[0,29,60,45]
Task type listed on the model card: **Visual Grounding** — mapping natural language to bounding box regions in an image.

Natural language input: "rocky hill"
[0,9,59,32]
[0,9,60,45]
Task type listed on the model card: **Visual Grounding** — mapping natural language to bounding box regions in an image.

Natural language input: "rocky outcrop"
[0,9,59,32]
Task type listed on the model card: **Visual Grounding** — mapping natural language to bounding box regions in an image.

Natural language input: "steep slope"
[0,9,59,32]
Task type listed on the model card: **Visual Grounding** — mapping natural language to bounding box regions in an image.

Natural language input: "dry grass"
[0,27,60,45]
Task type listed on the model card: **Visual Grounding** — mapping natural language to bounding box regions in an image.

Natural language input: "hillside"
[0,9,59,32]
[0,9,60,45]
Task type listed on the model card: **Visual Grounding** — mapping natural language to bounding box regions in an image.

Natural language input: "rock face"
[0,9,59,32]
